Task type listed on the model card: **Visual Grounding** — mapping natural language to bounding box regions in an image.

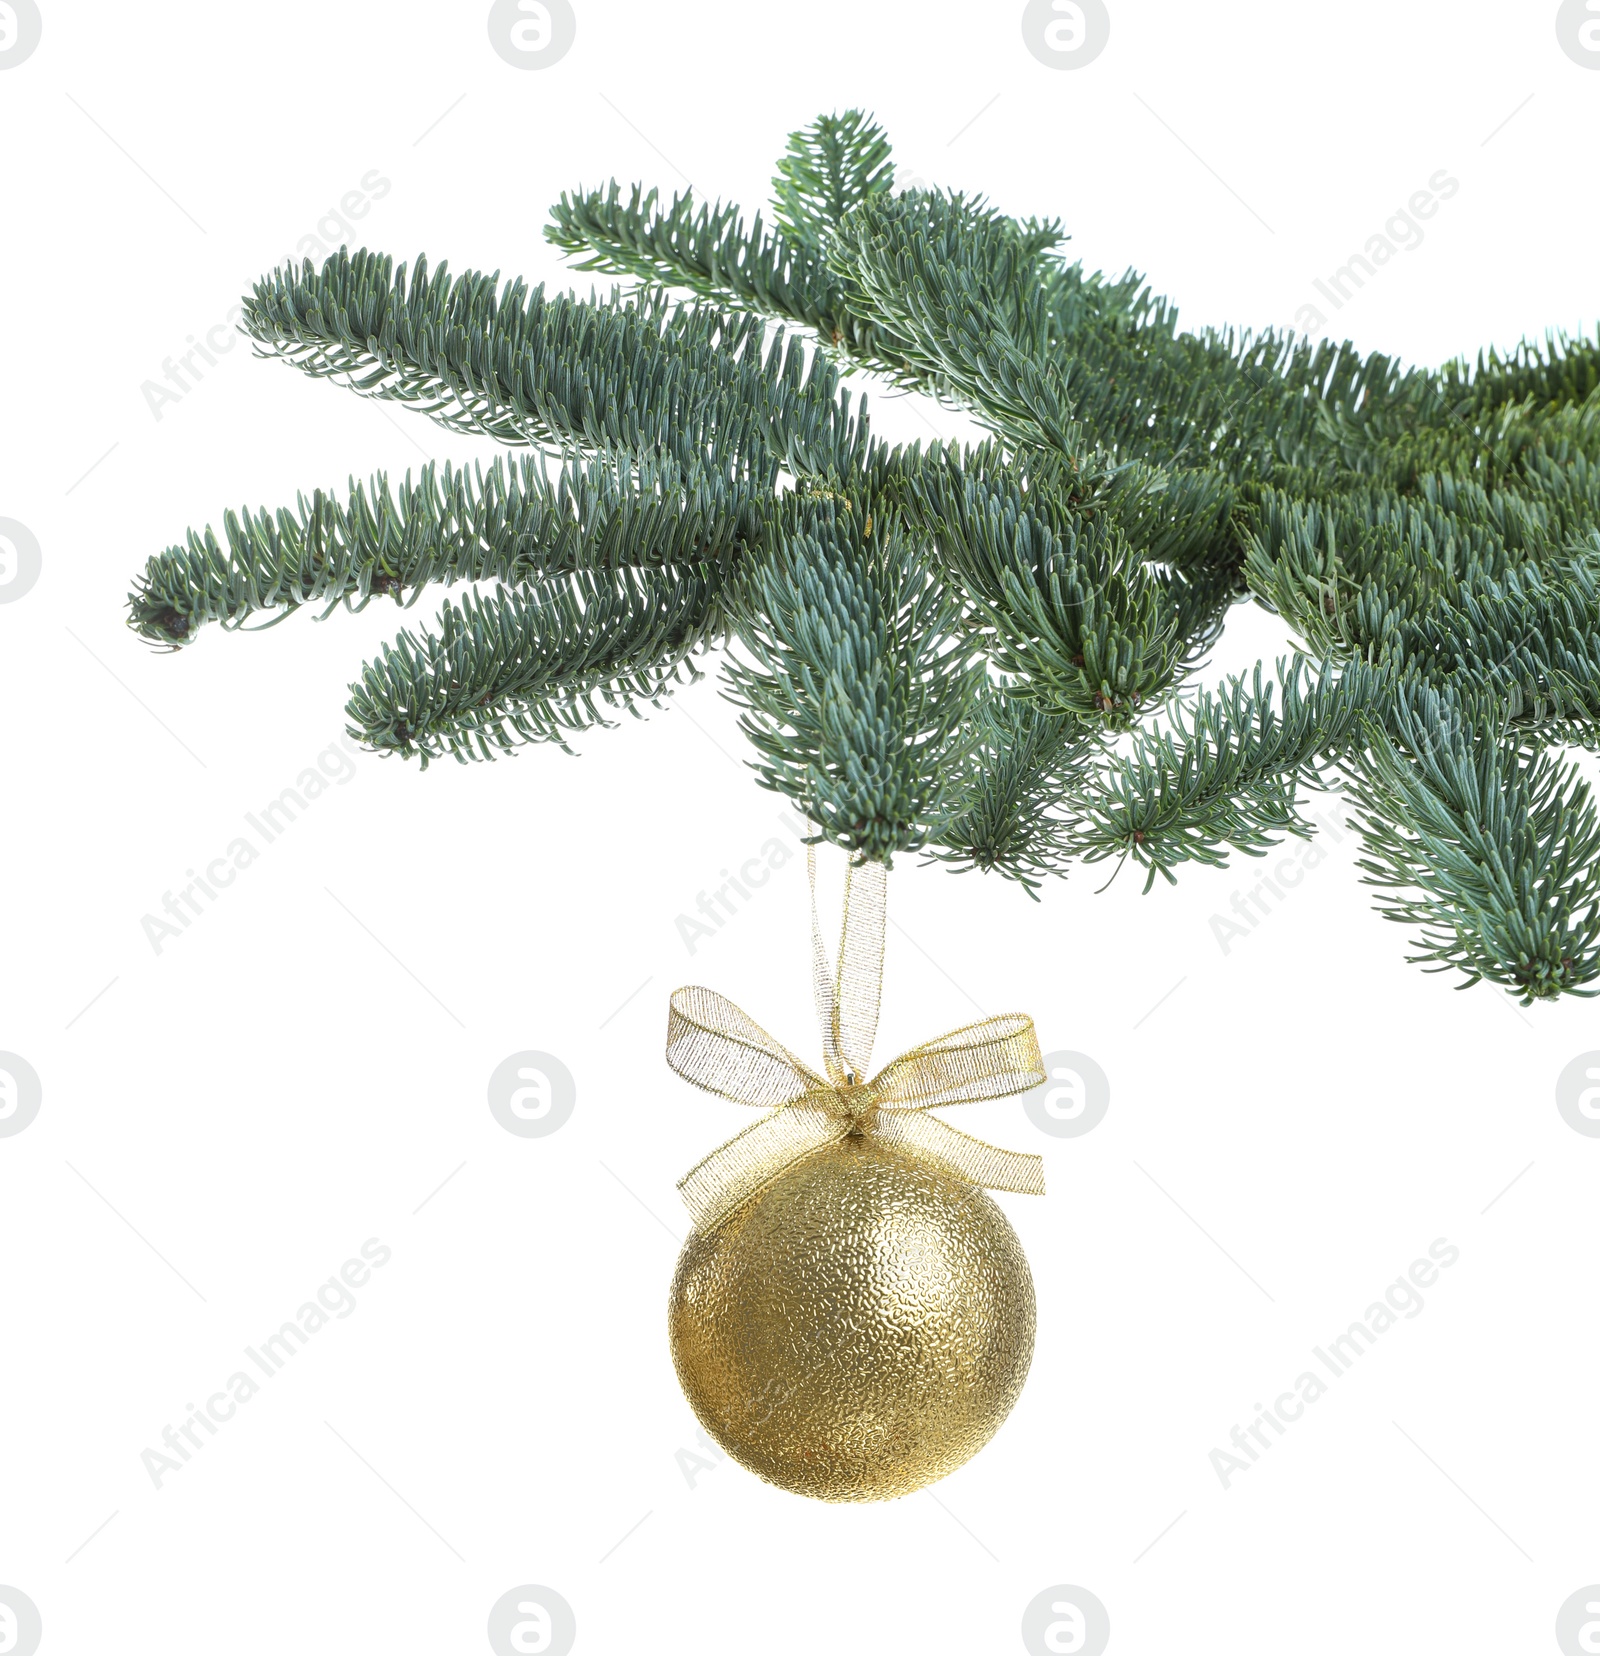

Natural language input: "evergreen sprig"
[127,108,1600,1000]
[1345,683,1600,1000]
[723,499,980,862]
[345,565,729,764]
[1063,657,1389,886]
[128,452,762,646]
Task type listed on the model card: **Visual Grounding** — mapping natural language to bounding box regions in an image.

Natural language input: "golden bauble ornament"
[669,1133,1035,1502]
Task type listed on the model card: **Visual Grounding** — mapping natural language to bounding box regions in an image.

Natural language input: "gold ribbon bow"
[666,847,1047,1232]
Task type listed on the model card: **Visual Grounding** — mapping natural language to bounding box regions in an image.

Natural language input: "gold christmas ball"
[668,1134,1036,1502]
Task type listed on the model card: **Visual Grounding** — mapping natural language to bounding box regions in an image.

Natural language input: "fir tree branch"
[771,109,896,249]
[1248,488,1600,727]
[241,248,866,477]
[547,111,910,367]
[827,189,1084,449]
[1153,557,1245,671]
[924,689,1100,893]
[903,448,1179,726]
[546,184,850,339]
[123,103,1600,1002]
[1321,327,1600,431]
[1064,658,1389,886]
[345,564,728,766]
[722,502,980,862]
[1345,682,1600,1001]
[128,452,765,647]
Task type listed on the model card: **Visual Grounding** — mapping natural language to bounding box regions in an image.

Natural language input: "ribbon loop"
[666,986,830,1110]
[665,845,1046,1233]
[870,1014,1046,1110]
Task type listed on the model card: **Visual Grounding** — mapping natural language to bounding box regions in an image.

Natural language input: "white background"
[2,2,1598,1652]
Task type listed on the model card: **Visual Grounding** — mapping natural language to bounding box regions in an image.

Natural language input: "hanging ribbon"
[666,846,1047,1232]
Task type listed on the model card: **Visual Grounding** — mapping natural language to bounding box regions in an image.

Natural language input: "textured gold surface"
[669,1135,1036,1503]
